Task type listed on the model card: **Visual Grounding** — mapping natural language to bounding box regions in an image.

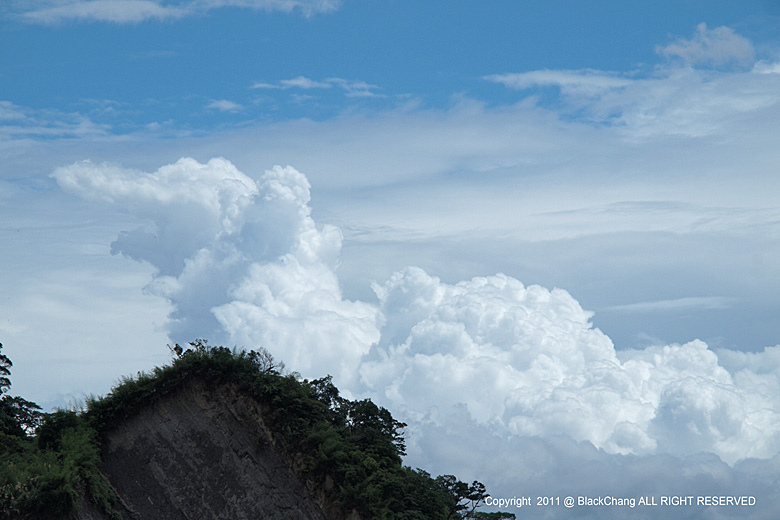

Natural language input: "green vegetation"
[1,343,120,520]
[0,340,514,519]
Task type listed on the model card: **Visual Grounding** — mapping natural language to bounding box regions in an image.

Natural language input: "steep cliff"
[96,378,328,520]
[2,344,495,520]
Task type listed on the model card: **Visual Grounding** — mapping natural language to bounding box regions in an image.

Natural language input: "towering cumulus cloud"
[53,158,380,385]
[54,157,780,517]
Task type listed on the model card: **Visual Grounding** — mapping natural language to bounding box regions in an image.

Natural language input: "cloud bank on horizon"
[53,157,780,470]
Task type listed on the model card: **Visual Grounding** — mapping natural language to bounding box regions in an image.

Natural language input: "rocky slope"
[86,378,329,520]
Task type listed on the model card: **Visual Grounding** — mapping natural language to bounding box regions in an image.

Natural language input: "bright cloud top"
[52,158,380,385]
[16,0,341,24]
[53,157,780,467]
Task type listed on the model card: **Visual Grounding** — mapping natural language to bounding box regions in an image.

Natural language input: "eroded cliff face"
[93,379,328,520]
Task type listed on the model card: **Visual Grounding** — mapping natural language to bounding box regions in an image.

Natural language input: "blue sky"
[3,1,780,518]
[4,1,777,127]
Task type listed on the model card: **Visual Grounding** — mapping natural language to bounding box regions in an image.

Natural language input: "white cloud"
[360,267,780,465]
[605,296,737,313]
[484,25,777,142]
[210,165,381,385]
[251,76,381,97]
[753,60,780,74]
[52,158,380,387]
[409,411,780,519]
[0,100,109,140]
[657,23,756,69]
[16,0,341,24]
[488,64,780,141]
[196,0,341,17]
[601,67,780,140]
[53,157,780,465]
[485,69,633,97]
[20,0,187,24]
[253,76,335,90]
[279,76,333,89]
[325,77,381,98]
[52,157,258,273]
[45,143,780,516]
[8,39,779,364]
[206,99,243,112]
[0,101,28,122]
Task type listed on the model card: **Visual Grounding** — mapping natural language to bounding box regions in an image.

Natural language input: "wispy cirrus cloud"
[276,76,334,90]
[12,0,342,24]
[485,69,633,97]
[486,24,772,139]
[15,0,186,23]
[252,76,381,97]
[605,296,738,314]
[0,100,109,140]
[486,26,780,140]
[326,78,381,98]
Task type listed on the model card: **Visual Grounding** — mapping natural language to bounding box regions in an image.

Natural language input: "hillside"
[0,341,512,520]
[98,378,329,520]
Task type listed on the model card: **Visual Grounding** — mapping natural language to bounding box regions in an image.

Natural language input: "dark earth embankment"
[98,379,327,520]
